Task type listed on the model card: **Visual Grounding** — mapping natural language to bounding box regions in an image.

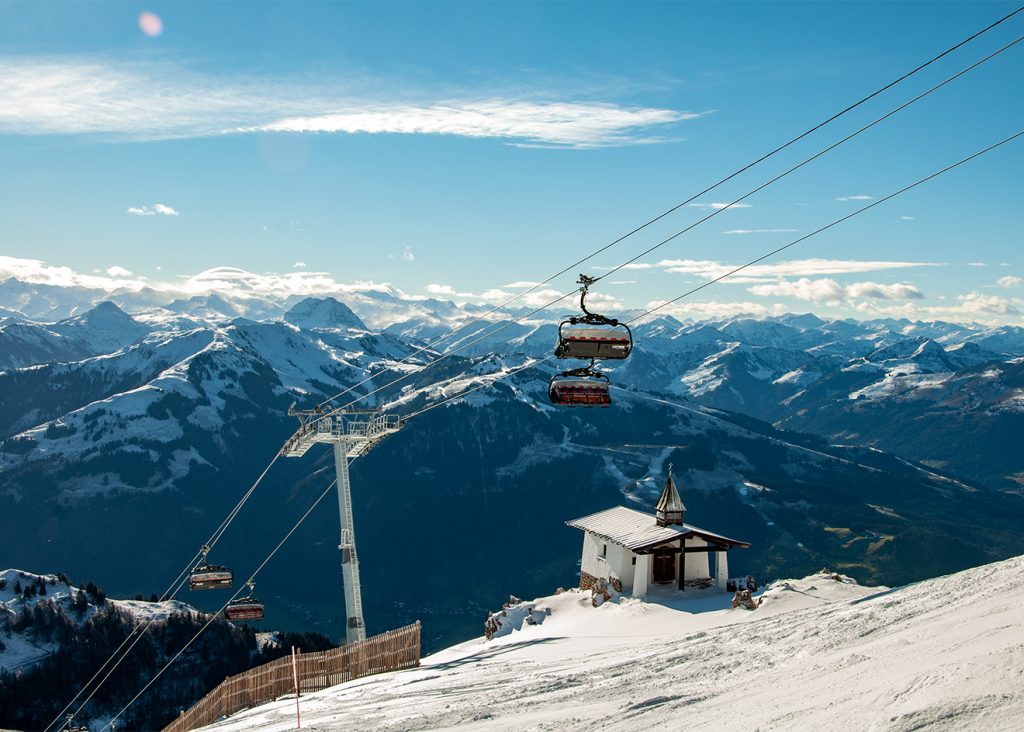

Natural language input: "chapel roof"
[566,505,750,552]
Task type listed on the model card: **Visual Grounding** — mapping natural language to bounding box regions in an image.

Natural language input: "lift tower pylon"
[281,406,401,644]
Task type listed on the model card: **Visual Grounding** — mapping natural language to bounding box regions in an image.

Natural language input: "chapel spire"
[655,463,686,527]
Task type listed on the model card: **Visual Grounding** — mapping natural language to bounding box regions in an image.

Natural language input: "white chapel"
[566,465,750,597]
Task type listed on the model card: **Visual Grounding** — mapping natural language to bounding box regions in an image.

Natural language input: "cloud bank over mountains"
[0,254,1021,326]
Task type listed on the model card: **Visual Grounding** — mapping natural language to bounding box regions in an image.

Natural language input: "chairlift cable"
[206,452,282,549]
[399,129,1024,419]
[108,477,341,731]
[327,30,1024,417]
[41,551,201,732]
[331,292,577,412]
[403,357,552,420]
[592,32,1024,285]
[50,452,283,731]
[621,129,1024,326]
[312,5,1022,414]
[50,571,196,732]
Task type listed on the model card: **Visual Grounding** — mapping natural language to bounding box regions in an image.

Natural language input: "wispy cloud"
[967,262,986,267]
[127,203,179,217]
[426,283,475,298]
[0,57,697,148]
[292,261,307,269]
[256,102,700,149]
[722,228,797,235]
[686,202,753,211]
[846,281,923,300]
[997,276,1023,288]
[748,278,923,304]
[428,283,578,309]
[388,246,415,263]
[597,257,941,280]
[106,265,134,277]
[640,299,778,320]
[899,215,915,221]
[835,195,873,201]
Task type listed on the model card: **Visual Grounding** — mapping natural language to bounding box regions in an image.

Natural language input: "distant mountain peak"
[73,300,133,323]
[284,297,366,331]
[56,300,139,329]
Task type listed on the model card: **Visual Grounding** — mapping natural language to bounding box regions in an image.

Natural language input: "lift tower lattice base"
[281,407,401,644]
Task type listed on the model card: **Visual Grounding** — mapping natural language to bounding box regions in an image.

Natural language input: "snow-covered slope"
[205,554,1024,731]
[0,568,195,672]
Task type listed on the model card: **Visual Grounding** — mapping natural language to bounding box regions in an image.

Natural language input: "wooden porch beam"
[634,544,728,555]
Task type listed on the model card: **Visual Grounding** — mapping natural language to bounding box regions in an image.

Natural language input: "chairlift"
[188,545,233,591]
[554,274,633,361]
[548,363,612,407]
[225,580,264,622]
[62,713,89,732]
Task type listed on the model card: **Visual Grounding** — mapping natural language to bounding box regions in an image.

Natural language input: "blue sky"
[0,1,1022,323]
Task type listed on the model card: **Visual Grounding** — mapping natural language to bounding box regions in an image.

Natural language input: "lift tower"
[281,406,401,644]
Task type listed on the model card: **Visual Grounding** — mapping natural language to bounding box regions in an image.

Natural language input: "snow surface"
[200,554,1024,731]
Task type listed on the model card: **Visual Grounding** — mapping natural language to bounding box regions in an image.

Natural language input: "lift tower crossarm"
[280,405,402,644]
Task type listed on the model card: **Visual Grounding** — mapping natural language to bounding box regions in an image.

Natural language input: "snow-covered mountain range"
[1,287,1023,650]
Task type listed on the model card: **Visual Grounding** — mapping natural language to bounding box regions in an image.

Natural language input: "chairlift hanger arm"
[558,359,609,381]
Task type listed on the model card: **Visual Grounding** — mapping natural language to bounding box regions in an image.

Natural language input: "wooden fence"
[163,621,420,732]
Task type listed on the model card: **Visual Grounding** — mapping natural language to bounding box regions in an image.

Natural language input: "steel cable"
[400,129,1024,420]
[317,28,1024,419]
[107,477,342,731]
[313,5,1022,414]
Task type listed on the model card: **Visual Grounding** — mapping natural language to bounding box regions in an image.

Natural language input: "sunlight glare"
[138,11,163,37]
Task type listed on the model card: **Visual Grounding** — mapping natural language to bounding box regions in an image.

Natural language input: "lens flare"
[138,11,163,37]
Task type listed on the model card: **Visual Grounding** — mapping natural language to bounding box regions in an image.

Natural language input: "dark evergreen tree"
[73,589,88,616]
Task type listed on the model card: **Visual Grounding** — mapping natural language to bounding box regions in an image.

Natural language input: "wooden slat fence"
[163,621,420,732]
